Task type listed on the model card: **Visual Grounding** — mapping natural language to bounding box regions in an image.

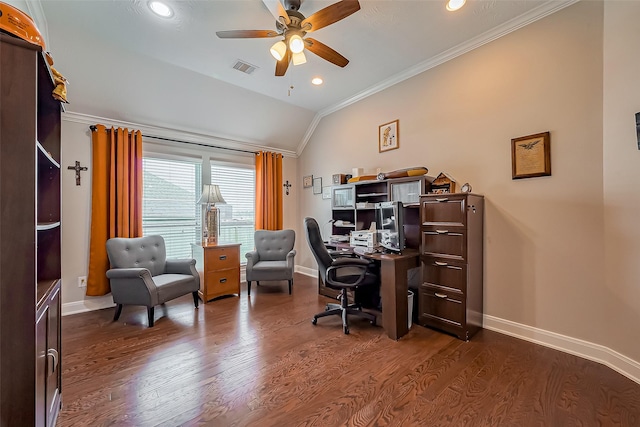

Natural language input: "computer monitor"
[377,201,405,253]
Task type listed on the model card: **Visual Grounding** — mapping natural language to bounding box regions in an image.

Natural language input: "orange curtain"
[255,151,283,230]
[86,125,143,296]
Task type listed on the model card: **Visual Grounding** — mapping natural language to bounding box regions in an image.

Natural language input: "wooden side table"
[191,243,241,302]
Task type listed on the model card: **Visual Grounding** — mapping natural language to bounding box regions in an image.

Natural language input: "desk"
[362,249,420,340]
[321,243,420,340]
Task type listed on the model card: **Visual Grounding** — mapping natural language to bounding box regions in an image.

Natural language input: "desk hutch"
[325,175,485,341]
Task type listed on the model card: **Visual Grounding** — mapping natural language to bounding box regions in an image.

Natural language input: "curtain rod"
[89,125,259,155]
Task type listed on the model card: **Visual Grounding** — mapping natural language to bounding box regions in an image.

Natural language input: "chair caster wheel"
[343,326,349,334]
[312,318,317,325]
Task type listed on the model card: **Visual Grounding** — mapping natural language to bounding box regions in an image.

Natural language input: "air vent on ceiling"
[232,60,258,75]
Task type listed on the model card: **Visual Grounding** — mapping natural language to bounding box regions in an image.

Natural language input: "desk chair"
[304,217,377,335]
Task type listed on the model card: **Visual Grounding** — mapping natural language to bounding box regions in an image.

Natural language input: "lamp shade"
[197,184,227,205]
[292,51,307,66]
[289,34,304,54]
[270,41,287,61]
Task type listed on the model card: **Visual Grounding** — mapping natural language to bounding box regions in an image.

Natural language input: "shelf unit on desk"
[330,176,431,240]
[191,243,241,302]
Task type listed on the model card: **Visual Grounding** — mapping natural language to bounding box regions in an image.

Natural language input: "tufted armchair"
[106,235,200,327]
[245,229,296,296]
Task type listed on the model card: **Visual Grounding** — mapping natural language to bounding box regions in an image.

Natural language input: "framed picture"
[322,186,331,199]
[303,175,313,188]
[313,177,322,194]
[379,120,399,153]
[511,131,551,179]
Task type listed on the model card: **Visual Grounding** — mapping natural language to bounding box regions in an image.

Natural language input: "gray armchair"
[245,229,296,296]
[106,235,200,327]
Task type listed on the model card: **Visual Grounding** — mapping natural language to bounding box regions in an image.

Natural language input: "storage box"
[332,174,347,184]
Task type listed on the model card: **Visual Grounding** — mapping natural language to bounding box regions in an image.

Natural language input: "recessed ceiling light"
[446,0,466,12]
[312,77,323,85]
[148,1,174,18]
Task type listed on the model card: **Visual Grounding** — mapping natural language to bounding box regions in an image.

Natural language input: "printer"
[350,230,378,248]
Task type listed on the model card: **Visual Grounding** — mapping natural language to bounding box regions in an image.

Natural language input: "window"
[142,157,202,259]
[211,164,255,255]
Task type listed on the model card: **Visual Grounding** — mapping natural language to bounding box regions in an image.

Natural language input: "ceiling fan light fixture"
[292,51,307,66]
[270,41,287,61]
[148,1,174,18]
[289,34,305,54]
[446,0,466,11]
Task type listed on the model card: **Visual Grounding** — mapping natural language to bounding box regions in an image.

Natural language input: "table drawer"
[204,269,239,297]
[422,229,466,259]
[205,247,239,271]
[421,195,467,227]
[422,258,466,293]
[419,287,464,327]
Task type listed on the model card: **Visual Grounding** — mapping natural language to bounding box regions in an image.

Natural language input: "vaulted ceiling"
[12,0,575,155]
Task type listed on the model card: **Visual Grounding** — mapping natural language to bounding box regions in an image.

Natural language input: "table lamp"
[197,184,226,245]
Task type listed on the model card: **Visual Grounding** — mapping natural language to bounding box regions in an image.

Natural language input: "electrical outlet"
[78,276,87,288]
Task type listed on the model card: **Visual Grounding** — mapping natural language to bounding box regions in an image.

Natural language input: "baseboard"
[63,268,252,316]
[295,265,317,278]
[62,295,115,316]
[483,314,640,384]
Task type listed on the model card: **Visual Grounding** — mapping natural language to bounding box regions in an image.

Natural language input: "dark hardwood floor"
[58,273,640,426]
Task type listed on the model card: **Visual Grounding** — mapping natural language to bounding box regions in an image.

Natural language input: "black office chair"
[304,217,378,334]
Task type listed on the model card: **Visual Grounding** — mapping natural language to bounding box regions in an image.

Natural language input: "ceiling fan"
[216,0,360,76]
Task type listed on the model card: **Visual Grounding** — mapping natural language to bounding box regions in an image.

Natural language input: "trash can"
[407,290,414,329]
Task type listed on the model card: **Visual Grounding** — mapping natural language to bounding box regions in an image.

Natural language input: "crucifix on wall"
[67,161,88,185]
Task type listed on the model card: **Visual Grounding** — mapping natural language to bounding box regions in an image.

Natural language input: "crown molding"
[62,111,298,157]
[26,0,49,51]
[296,0,580,155]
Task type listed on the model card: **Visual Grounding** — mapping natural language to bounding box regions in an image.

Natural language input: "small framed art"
[511,131,551,179]
[379,120,399,153]
[303,175,313,188]
[313,177,322,194]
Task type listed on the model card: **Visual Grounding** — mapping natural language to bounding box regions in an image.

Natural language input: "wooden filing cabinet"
[191,243,241,302]
[418,193,484,341]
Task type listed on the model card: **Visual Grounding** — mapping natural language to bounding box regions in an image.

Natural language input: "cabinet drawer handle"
[47,348,59,375]
[434,261,448,266]
[436,198,448,202]
[219,255,227,260]
[435,230,449,234]
[434,293,448,299]
[219,278,227,283]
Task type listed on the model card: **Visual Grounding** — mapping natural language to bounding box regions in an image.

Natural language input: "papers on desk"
[353,246,379,256]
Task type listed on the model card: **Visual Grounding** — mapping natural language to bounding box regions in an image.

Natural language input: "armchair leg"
[192,291,199,308]
[113,304,123,321]
[288,279,293,295]
[247,281,251,296]
[147,307,155,327]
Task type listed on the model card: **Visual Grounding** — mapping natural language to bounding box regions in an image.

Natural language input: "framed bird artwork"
[511,131,551,179]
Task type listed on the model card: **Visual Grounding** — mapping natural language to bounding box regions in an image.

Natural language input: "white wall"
[603,1,640,362]
[60,117,298,313]
[298,1,640,377]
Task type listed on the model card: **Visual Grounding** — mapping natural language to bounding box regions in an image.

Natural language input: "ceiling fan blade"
[216,30,279,39]
[305,38,349,67]
[301,1,360,32]
[275,50,291,76]
[262,0,291,27]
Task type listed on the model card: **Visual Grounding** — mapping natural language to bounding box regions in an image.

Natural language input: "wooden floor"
[58,273,640,427]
